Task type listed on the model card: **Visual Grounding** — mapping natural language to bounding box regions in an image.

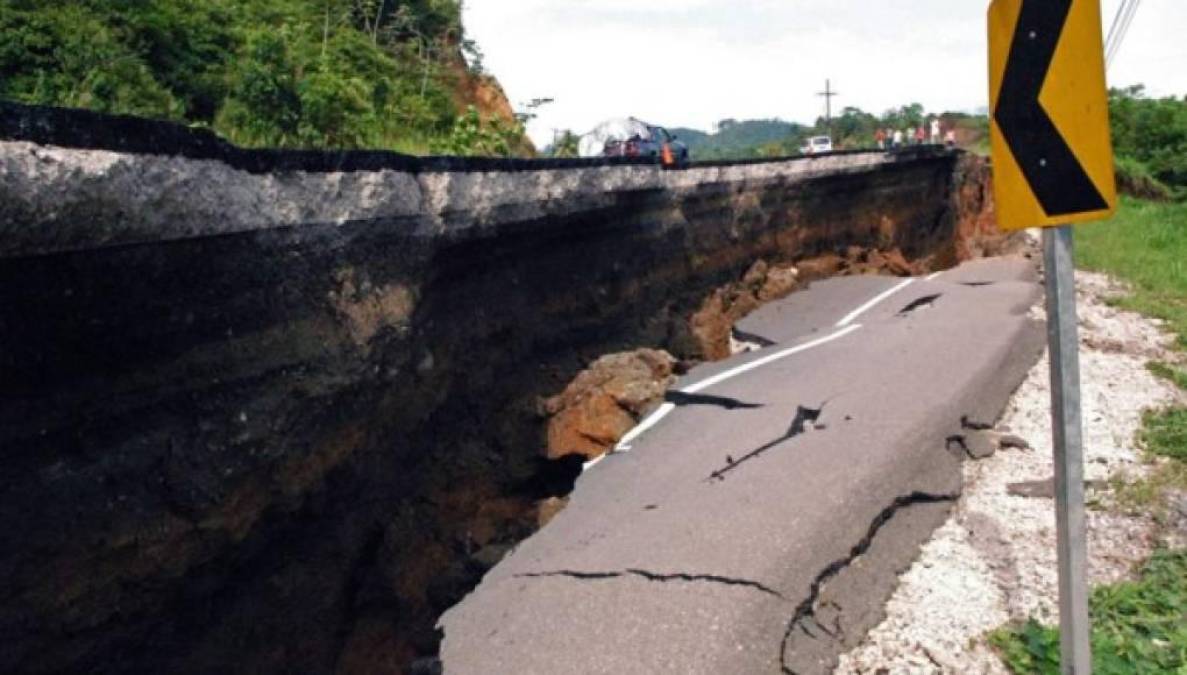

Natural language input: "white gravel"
[835,270,1185,675]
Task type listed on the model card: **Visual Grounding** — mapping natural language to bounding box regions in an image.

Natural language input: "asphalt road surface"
[440,256,1045,675]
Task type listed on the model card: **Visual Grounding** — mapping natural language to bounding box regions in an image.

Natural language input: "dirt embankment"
[0,102,1003,675]
[446,48,536,156]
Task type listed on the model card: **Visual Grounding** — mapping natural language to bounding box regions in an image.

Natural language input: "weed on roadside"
[1077,198,1187,349]
[989,549,1187,674]
[1142,408,1187,462]
[1108,406,1187,521]
[1148,362,1187,391]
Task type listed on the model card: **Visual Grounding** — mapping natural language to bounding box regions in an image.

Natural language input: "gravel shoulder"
[835,270,1186,674]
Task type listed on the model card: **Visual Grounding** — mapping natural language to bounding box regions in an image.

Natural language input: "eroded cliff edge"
[0,103,999,673]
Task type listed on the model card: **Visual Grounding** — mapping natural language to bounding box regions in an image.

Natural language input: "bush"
[0,3,182,119]
[1111,87,1187,192]
[429,105,522,157]
[1116,156,1174,202]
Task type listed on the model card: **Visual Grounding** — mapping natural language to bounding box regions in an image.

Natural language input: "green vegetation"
[1148,362,1187,392]
[1141,408,1187,462]
[1110,86,1187,199]
[674,82,1181,170]
[1116,156,1175,202]
[0,0,527,155]
[671,105,989,160]
[1076,198,1187,347]
[669,119,804,161]
[755,102,950,155]
[547,130,580,158]
[1110,400,1187,518]
[1076,196,1187,512]
[989,550,1187,674]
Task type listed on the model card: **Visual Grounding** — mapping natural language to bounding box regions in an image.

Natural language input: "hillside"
[0,0,529,155]
[670,118,803,160]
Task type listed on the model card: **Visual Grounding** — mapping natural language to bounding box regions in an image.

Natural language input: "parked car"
[799,136,834,155]
[594,120,689,164]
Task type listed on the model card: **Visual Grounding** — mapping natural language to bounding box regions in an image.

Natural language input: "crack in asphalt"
[897,293,942,316]
[778,491,959,674]
[665,390,764,410]
[517,568,785,599]
[961,415,994,431]
[706,404,825,483]
[946,434,973,458]
[732,327,778,348]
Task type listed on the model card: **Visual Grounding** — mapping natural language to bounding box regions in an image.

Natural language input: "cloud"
[466,0,1186,147]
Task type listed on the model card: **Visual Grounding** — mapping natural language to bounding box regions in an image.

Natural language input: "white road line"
[612,323,862,453]
[582,453,608,471]
[683,323,863,393]
[613,402,677,451]
[925,271,943,281]
[835,278,915,327]
[603,273,932,459]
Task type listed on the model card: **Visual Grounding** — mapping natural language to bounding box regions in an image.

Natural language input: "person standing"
[875,128,886,149]
[914,126,926,145]
[892,128,904,148]
[930,118,942,144]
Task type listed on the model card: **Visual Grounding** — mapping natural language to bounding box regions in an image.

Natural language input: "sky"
[464,0,1187,147]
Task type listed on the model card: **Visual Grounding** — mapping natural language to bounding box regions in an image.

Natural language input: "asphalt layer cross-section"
[440,256,1045,675]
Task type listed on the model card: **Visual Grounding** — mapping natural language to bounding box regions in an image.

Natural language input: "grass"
[988,550,1187,674]
[989,198,1187,673]
[1078,197,1187,512]
[1111,405,1187,518]
[1148,362,1187,392]
[1076,197,1187,349]
[1142,408,1187,462]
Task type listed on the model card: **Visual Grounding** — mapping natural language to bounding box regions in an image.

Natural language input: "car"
[799,136,834,155]
[602,123,689,164]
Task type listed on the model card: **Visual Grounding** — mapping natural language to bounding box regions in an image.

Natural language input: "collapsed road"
[440,256,1045,674]
[0,101,1012,673]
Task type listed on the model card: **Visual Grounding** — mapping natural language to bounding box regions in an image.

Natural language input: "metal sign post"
[1042,225,1092,674]
[988,1,1120,672]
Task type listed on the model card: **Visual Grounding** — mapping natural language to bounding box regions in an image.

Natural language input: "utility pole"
[817,79,839,140]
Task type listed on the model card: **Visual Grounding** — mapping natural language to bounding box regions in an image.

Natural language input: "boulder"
[543,349,677,460]
[689,260,800,360]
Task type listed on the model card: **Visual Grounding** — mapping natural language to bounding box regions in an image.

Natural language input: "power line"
[1107,0,1137,64]
[1103,0,1129,56]
[1106,0,1141,69]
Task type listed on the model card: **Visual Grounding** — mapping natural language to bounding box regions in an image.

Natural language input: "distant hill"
[670,119,804,160]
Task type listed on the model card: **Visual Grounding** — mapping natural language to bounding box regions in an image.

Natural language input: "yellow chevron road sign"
[988,0,1117,231]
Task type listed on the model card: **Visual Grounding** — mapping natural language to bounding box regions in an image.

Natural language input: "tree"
[217,28,302,146]
[1110,85,1187,191]
[549,130,580,158]
[0,0,525,155]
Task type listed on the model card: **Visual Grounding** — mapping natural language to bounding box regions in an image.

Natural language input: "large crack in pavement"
[778,491,960,675]
[706,404,825,483]
[665,390,765,410]
[897,293,942,317]
[516,569,786,599]
[732,327,779,348]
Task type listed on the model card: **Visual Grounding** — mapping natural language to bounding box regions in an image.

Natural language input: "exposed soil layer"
[0,104,1002,674]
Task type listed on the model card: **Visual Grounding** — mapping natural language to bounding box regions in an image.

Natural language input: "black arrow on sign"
[995,0,1108,216]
